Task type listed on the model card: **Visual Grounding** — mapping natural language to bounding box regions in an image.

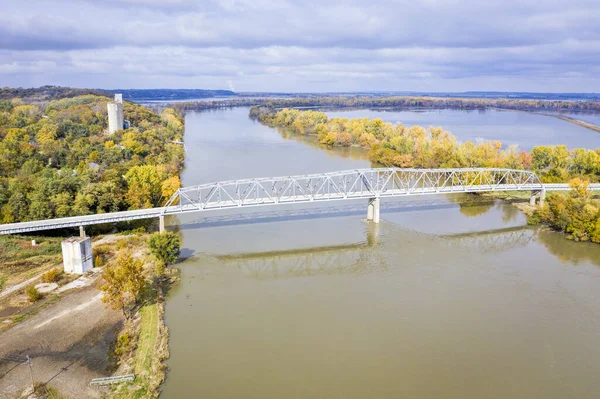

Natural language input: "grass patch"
[109,302,159,399]
[134,303,158,374]
[0,235,63,290]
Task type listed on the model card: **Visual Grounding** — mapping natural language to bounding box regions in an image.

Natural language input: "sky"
[1,0,599,93]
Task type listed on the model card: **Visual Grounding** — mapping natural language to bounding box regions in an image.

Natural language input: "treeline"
[175,95,600,113]
[0,94,184,223]
[114,88,235,101]
[0,86,111,102]
[251,107,600,183]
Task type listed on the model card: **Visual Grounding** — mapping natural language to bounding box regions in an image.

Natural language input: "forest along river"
[162,107,600,398]
[325,108,600,150]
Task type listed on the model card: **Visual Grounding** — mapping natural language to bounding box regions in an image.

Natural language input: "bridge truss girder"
[164,168,543,213]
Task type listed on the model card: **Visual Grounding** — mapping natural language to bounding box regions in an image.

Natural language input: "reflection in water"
[223,247,386,280]
[201,226,539,281]
[275,126,370,161]
[445,194,497,217]
[443,226,536,253]
[500,202,521,223]
[536,228,600,267]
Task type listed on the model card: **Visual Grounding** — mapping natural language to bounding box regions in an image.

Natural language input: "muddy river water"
[162,107,600,398]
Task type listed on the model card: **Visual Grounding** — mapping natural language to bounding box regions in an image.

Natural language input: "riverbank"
[107,268,178,399]
[536,112,600,133]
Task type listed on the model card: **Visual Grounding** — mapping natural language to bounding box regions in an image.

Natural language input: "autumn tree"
[124,165,163,209]
[101,251,146,320]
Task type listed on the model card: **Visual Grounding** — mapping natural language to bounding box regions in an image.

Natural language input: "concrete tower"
[107,94,124,134]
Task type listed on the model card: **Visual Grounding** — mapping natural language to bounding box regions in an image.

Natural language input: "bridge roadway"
[1,168,599,235]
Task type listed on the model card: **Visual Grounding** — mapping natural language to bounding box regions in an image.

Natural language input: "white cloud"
[0,0,598,91]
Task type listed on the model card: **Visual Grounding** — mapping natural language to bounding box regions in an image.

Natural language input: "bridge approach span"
[1,168,598,235]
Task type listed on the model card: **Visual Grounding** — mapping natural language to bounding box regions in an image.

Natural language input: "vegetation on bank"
[0,93,184,224]
[529,179,600,243]
[175,95,600,113]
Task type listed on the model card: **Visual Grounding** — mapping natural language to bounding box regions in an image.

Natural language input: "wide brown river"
[162,107,600,398]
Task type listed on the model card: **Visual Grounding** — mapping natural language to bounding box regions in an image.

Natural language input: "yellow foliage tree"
[101,251,146,320]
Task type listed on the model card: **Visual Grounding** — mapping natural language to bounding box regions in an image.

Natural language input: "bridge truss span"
[164,168,544,213]
[4,167,593,235]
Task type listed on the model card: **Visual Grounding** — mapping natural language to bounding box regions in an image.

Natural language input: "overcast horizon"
[2,0,599,93]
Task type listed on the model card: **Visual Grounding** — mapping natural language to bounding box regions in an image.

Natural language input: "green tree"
[147,231,181,270]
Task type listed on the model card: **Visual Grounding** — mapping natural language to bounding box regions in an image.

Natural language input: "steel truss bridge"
[1,168,599,235]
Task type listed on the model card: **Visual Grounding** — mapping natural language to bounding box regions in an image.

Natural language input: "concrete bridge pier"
[367,198,380,223]
[159,215,165,233]
[529,189,547,206]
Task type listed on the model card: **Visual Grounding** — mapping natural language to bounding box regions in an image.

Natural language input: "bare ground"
[0,280,123,399]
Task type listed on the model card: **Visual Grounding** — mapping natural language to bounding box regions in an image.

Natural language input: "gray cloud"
[0,0,599,91]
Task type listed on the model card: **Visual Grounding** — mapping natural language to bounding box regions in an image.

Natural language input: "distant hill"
[0,86,111,102]
[108,89,236,101]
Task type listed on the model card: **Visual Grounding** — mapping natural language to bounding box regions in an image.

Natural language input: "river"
[162,107,600,398]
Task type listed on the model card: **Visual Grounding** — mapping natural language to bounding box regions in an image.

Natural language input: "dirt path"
[0,274,43,300]
[0,282,122,398]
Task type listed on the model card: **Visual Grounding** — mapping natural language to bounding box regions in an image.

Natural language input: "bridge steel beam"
[3,168,600,235]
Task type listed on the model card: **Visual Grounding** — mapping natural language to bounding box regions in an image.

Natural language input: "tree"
[161,175,181,201]
[148,231,181,269]
[124,165,162,209]
[101,251,146,319]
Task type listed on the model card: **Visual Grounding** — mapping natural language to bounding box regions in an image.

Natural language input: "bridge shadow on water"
[174,199,457,231]
[180,222,537,280]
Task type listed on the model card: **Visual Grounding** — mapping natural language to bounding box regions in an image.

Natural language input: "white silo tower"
[107,94,124,134]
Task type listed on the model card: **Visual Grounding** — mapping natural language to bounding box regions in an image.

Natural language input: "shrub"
[41,268,61,283]
[148,232,181,267]
[114,332,131,358]
[26,285,41,302]
[527,211,542,225]
[94,255,103,267]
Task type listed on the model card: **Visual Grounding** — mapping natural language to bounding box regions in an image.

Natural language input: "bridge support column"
[159,215,165,233]
[367,198,380,223]
[79,225,86,238]
[539,189,546,206]
[529,193,536,206]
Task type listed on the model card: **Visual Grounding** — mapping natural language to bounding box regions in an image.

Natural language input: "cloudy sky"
[1,0,599,92]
